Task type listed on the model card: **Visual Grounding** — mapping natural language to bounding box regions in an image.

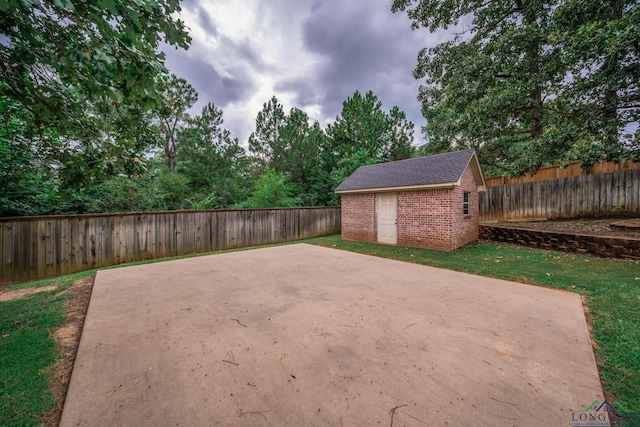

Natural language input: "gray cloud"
[194,6,217,36]
[162,45,257,109]
[297,0,436,129]
[231,38,272,73]
[274,77,320,108]
[311,0,323,14]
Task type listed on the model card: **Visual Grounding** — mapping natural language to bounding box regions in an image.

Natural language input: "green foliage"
[278,110,330,206]
[392,0,639,176]
[0,290,68,426]
[385,106,416,161]
[82,176,157,213]
[155,171,191,211]
[248,96,286,172]
[54,109,156,192]
[325,90,415,167]
[325,90,389,162]
[156,75,198,173]
[278,108,318,179]
[0,0,190,216]
[290,121,330,206]
[0,0,191,134]
[243,169,299,208]
[248,97,334,206]
[393,0,561,174]
[3,73,417,215]
[244,92,415,207]
[316,90,415,204]
[328,150,381,206]
[177,102,251,209]
[0,83,164,216]
[540,0,640,170]
[0,129,58,217]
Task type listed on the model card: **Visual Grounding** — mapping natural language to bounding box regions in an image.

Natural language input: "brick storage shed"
[335,149,486,250]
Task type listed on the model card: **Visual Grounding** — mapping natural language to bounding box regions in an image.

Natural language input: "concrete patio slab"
[60,244,604,426]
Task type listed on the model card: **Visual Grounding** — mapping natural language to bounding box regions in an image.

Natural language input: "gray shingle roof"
[334,149,476,192]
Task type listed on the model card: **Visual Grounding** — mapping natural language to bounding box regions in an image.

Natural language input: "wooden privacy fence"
[485,159,640,187]
[0,207,341,286]
[480,169,640,222]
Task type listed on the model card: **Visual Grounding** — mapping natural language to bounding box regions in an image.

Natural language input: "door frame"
[376,192,397,244]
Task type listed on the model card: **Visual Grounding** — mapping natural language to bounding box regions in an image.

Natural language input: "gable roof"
[334,149,486,193]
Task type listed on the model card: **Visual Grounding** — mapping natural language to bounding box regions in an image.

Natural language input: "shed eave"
[465,151,487,192]
[334,182,457,194]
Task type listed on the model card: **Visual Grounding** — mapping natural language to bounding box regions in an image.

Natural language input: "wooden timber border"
[480,225,640,259]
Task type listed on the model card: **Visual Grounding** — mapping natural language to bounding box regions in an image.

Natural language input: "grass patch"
[1,270,99,426]
[305,235,640,413]
[0,272,86,426]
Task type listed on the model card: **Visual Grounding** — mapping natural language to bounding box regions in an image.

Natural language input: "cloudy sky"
[162,0,458,147]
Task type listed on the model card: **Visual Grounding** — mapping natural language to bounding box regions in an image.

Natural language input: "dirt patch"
[492,218,640,239]
[43,276,94,427]
[0,285,59,302]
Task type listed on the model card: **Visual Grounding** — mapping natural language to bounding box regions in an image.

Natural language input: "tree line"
[1,0,637,216]
[2,74,415,216]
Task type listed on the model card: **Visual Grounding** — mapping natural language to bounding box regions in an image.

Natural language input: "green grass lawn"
[1,235,638,424]
[0,272,92,426]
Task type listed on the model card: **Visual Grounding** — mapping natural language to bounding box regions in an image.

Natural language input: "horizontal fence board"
[480,169,640,222]
[1,207,341,286]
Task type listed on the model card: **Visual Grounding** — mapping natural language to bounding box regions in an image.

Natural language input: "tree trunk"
[160,120,177,174]
[530,88,543,139]
[164,134,176,174]
[167,155,175,174]
[602,0,622,151]
[524,8,543,140]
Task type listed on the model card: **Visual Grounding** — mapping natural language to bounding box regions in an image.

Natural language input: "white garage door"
[377,193,397,244]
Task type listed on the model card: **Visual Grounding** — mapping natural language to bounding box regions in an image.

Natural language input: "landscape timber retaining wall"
[480,225,640,259]
[0,207,341,286]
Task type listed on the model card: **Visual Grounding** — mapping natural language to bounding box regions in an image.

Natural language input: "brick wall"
[452,165,480,248]
[397,189,455,250]
[341,193,376,242]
